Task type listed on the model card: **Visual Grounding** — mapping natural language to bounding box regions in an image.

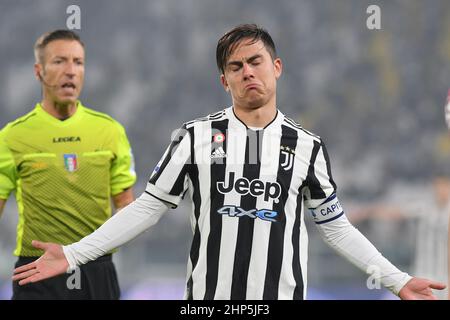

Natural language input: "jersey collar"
[35,101,84,126]
[227,106,283,131]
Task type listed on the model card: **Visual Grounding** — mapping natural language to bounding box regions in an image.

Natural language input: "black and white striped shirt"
[146,106,343,300]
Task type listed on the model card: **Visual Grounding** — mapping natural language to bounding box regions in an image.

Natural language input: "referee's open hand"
[398,277,446,300]
[12,240,69,285]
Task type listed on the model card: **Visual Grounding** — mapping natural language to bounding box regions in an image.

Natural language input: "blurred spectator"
[349,174,450,299]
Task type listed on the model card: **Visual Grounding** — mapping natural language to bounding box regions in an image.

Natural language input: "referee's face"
[221,39,282,111]
[38,39,85,106]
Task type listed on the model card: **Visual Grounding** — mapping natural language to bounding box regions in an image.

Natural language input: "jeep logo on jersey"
[53,136,81,143]
[217,172,281,203]
[63,154,78,172]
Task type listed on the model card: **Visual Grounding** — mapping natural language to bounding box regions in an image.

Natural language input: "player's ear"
[34,63,43,82]
[274,57,282,79]
[220,74,230,92]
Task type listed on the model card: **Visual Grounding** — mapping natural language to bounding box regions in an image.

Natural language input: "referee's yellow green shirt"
[0,102,136,256]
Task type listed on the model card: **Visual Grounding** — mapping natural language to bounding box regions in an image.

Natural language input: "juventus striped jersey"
[146,106,344,300]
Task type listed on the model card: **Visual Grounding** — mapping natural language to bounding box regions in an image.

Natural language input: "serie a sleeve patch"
[309,194,344,224]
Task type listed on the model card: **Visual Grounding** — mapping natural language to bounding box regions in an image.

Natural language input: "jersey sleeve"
[110,123,137,196]
[0,126,17,199]
[145,125,191,208]
[303,139,344,224]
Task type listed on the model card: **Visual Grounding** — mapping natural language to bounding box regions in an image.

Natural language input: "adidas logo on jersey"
[211,147,227,159]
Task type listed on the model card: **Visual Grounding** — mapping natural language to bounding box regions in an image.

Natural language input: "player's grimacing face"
[221,39,282,110]
[38,40,85,105]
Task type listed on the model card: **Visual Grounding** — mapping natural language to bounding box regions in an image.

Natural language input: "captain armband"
[309,194,345,224]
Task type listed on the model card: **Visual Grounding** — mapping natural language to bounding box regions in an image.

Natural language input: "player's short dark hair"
[34,29,84,63]
[216,24,277,74]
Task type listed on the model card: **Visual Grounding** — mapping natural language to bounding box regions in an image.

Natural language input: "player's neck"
[233,103,277,128]
[41,99,78,120]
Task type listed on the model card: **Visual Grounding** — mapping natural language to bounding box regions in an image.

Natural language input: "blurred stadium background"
[1,0,450,299]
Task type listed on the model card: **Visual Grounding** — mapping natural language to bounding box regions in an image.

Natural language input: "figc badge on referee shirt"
[63,154,78,172]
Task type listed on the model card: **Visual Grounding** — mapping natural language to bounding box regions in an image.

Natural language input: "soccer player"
[0,30,136,299]
[346,173,450,299]
[12,24,445,300]
[411,175,449,300]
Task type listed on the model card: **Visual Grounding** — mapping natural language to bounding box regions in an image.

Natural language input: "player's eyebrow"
[53,54,83,59]
[246,54,262,64]
[227,54,263,68]
[51,55,84,62]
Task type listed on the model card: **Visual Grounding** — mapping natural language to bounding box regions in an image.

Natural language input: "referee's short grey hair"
[34,29,84,64]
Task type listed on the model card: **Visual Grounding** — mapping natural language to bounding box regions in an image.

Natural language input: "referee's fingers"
[31,240,48,251]
[429,281,446,290]
[12,261,37,275]
[19,272,46,286]
[12,265,38,281]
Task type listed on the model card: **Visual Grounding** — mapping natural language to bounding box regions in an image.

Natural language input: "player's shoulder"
[183,108,227,129]
[1,108,39,136]
[81,104,125,131]
[81,104,117,124]
[281,113,322,143]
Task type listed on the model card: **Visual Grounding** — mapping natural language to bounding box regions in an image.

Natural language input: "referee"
[0,30,136,299]
[12,24,445,300]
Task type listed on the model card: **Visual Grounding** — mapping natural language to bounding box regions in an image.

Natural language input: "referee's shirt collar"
[228,106,283,131]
